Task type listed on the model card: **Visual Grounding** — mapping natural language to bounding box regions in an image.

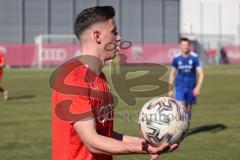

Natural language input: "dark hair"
[74,6,115,39]
[179,37,190,44]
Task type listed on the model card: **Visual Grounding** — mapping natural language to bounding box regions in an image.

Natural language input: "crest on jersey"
[178,61,182,65]
[188,59,193,65]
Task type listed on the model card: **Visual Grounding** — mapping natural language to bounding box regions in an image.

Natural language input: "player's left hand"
[193,87,200,96]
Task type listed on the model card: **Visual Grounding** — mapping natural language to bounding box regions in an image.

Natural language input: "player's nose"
[116,33,122,42]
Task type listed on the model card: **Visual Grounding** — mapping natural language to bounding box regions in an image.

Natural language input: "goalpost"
[35,34,80,69]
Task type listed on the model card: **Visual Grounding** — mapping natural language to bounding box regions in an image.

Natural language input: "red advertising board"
[2,43,239,67]
[223,46,240,64]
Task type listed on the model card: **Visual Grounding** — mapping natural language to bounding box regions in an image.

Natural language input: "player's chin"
[110,50,119,59]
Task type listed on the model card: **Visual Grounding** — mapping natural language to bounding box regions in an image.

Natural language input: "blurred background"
[0,0,240,67]
[0,0,239,160]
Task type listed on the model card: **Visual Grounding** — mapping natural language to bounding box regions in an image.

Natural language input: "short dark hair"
[74,6,115,39]
[179,37,190,44]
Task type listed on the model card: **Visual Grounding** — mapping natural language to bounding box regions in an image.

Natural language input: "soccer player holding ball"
[168,37,204,112]
[52,6,178,160]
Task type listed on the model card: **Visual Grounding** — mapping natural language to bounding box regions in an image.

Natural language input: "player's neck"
[182,51,190,57]
[79,54,104,74]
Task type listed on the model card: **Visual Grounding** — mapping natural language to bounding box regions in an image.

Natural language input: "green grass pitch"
[0,65,239,160]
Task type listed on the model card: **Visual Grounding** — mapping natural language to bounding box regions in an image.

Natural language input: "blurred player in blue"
[168,37,204,112]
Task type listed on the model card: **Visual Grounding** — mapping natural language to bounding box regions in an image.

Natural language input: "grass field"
[0,65,240,160]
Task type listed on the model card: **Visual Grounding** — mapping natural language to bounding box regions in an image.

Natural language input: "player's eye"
[112,30,118,36]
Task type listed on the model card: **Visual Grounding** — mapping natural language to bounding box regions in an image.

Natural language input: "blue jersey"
[172,52,201,89]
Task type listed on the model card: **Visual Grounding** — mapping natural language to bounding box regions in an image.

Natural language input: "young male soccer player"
[52,6,178,160]
[168,37,204,112]
[0,49,8,100]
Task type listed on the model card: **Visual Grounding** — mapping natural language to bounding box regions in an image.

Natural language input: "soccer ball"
[138,97,190,146]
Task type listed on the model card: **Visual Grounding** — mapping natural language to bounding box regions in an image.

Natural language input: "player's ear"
[93,31,101,44]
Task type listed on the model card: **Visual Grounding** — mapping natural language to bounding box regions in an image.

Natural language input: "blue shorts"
[174,87,196,106]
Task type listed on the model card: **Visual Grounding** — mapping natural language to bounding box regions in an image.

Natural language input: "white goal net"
[35,34,81,69]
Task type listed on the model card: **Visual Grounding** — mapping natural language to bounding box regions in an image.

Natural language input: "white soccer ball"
[138,97,190,146]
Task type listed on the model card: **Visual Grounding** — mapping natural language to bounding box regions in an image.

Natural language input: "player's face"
[100,19,121,61]
[179,41,190,54]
